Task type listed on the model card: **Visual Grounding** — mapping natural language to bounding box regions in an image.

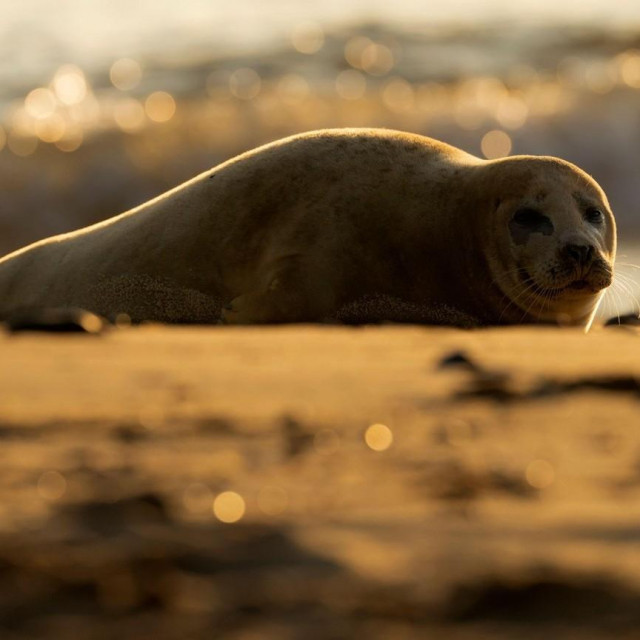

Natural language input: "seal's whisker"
[610,275,640,316]
[520,282,548,323]
[498,277,538,323]
[603,283,624,324]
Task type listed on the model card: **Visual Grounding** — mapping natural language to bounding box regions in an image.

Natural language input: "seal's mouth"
[518,268,605,298]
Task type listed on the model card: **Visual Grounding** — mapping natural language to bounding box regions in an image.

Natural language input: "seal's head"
[480,156,616,326]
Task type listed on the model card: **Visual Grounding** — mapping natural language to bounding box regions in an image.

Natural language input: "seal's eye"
[511,208,553,232]
[585,207,604,224]
[509,208,554,245]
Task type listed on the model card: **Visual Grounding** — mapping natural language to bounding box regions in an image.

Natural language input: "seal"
[0,128,616,327]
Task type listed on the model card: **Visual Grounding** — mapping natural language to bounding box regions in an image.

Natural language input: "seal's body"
[0,129,616,327]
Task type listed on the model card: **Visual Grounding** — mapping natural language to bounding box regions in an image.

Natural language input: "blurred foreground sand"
[0,324,639,639]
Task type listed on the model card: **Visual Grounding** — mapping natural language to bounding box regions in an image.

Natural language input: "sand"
[0,323,639,639]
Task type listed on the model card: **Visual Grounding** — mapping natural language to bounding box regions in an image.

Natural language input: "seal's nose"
[563,243,594,267]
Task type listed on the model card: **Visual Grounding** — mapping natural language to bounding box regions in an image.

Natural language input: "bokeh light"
[52,64,88,105]
[37,470,67,501]
[24,88,57,119]
[345,36,373,69]
[616,50,640,88]
[7,131,38,157]
[361,42,395,76]
[34,115,66,143]
[365,423,393,451]
[495,95,529,129]
[55,126,84,152]
[229,68,261,100]
[110,58,143,91]
[277,74,311,105]
[114,98,146,132]
[291,21,325,54]
[213,491,246,523]
[525,459,556,489]
[145,91,177,123]
[481,129,512,159]
[256,486,288,516]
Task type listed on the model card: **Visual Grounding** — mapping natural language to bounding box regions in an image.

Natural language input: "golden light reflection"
[34,114,66,143]
[335,69,366,100]
[495,95,529,130]
[10,107,35,137]
[55,126,83,153]
[382,77,414,113]
[145,91,177,123]
[365,423,393,452]
[344,36,373,69]
[361,42,394,76]
[616,50,640,88]
[277,74,311,105]
[291,21,325,55]
[114,98,146,132]
[183,482,213,514]
[256,486,288,516]
[525,459,555,489]
[79,312,104,333]
[213,491,246,523]
[114,313,132,327]
[7,131,38,157]
[53,64,87,105]
[527,82,566,116]
[68,93,101,126]
[37,470,67,501]
[313,428,340,455]
[24,87,57,119]
[0,126,5,152]
[481,129,512,159]
[229,68,261,100]
[110,58,143,91]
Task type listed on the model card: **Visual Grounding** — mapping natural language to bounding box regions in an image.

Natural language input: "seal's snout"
[562,243,594,269]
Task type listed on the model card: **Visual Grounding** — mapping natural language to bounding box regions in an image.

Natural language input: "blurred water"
[3,0,640,88]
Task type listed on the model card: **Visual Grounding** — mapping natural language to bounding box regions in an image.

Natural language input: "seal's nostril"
[564,243,593,266]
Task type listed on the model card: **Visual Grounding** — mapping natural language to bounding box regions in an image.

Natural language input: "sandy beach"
[0,323,638,638]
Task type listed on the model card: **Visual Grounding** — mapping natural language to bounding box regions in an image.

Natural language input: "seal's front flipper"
[220,292,267,325]
[220,256,335,325]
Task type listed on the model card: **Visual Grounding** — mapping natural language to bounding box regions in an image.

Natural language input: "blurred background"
[1,0,640,314]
